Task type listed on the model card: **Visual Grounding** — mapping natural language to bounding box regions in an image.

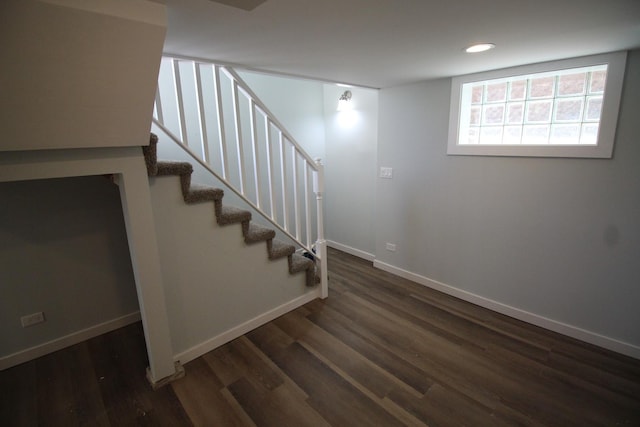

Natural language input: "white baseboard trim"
[174,289,321,365]
[373,260,640,360]
[0,311,142,371]
[327,240,375,262]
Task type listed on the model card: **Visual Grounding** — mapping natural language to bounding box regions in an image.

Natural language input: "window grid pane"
[590,71,606,94]
[509,80,527,100]
[554,97,584,122]
[461,66,607,146]
[557,73,586,97]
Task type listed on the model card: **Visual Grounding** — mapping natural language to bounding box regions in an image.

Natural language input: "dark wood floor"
[2,248,640,426]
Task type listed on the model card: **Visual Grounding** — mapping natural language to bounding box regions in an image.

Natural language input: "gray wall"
[323,85,379,258]
[0,176,140,358]
[237,74,381,258]
[376,49,640,348]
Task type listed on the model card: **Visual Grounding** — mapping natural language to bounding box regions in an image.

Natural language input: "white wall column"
[116,153,177,383]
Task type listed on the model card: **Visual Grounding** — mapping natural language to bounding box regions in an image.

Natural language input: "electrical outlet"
[21,312,45,328]
[380,167,393,179]
[385,243,397,252]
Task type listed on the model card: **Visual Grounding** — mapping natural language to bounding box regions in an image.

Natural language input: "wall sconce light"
[337,90,352,111]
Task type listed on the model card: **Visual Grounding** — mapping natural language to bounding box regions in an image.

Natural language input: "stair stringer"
[144,135,320,364]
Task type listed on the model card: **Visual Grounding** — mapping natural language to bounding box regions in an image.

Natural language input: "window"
[447,52,627,158]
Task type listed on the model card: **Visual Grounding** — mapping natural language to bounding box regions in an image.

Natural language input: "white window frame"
[447,51,627,158]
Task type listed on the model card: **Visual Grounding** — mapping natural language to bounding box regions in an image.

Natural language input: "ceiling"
[164,0,640,88]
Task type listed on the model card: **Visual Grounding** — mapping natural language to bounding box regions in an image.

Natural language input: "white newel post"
[314,158,329,299]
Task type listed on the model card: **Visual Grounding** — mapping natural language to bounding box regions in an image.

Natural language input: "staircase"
[143,133,319,287]
[152,56,328,297]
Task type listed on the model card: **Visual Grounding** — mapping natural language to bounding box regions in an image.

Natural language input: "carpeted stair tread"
[156,161,193,176]
[183,184,224,204]
[244,223,276,244]
[268,239,296,260]
[290,252,314,274]
[217,205,252,225]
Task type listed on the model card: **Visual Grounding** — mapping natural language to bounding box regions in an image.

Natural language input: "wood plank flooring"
[2,247,640,426]
[0,321,191,426]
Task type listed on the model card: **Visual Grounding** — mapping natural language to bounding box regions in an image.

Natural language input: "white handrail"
[154,56,328,297]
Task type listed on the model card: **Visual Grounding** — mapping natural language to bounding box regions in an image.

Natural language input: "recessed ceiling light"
[465,43,496,53]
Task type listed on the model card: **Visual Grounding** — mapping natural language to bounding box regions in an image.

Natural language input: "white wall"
[239,71,326,160]
[0,176,140,359]
[323,85,379,259]
[375,49,640,356]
